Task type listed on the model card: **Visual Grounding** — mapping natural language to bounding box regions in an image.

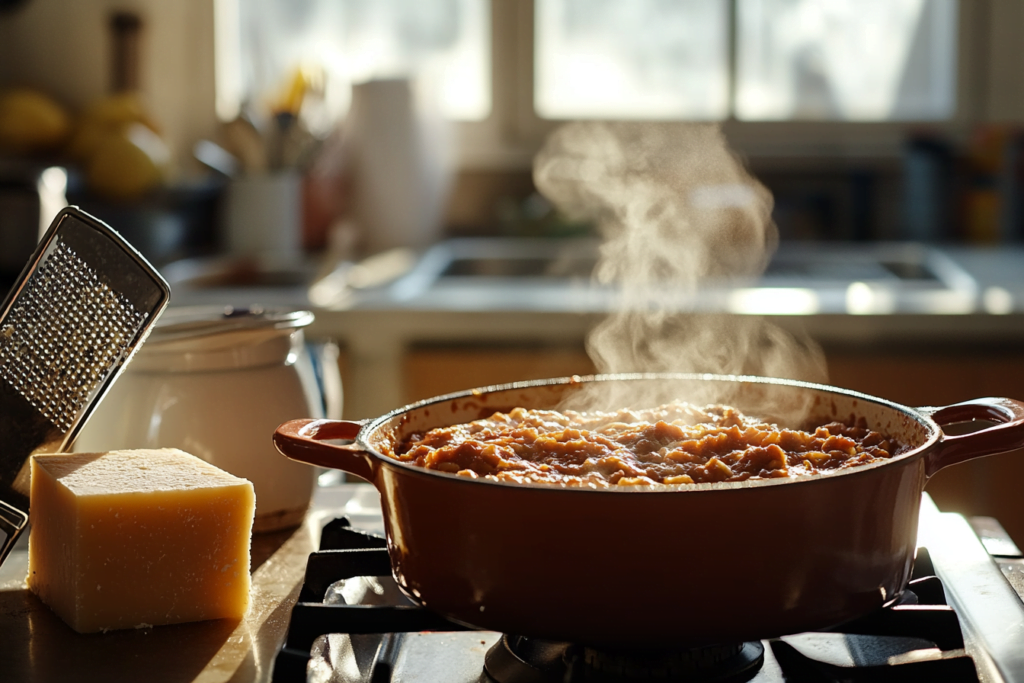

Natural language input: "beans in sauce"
[388,402,907,488]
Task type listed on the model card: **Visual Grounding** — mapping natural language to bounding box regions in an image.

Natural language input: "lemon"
[67,92,158,162]
[86,123,169,201]
[0,88,72,154]
[81,92,155,129]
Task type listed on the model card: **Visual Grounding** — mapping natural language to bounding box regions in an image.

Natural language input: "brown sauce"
[387,402,907,488]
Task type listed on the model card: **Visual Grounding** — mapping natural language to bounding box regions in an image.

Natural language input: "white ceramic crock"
[75,306,340,532]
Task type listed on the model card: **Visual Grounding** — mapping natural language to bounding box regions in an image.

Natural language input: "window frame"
[455,0,1016,170]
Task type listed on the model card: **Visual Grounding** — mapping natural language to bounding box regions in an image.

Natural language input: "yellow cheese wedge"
[27,448,255,634]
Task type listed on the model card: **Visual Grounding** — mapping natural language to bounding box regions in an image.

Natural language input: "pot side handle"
[917,397,1024,477]
[273,418,375,482]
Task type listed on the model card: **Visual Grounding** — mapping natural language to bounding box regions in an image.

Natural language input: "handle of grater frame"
[0,499,27,567]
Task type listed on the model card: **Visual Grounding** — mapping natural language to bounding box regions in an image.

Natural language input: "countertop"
[0,485,382,683]
[163,239,1024,418]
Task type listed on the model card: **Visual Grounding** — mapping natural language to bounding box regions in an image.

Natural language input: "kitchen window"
[217,0,491,125]
[535,0,731,120]
[734,0,956,121]
[536,0,957,123]
[217,0,1000,165]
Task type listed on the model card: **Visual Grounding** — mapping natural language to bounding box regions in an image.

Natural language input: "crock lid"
[147,305,314,345]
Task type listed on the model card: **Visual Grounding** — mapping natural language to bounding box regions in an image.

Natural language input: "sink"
[441,253,597,279]
[434,238,600,281]
[415,238,971,288]
[424,238,600,282]
[393,238,979,315]
[756,243,970,289]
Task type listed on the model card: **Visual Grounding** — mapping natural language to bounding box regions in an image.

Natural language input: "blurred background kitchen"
[2,0,1024,536]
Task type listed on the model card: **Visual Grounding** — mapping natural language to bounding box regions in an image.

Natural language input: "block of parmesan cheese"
[27,448,255,633]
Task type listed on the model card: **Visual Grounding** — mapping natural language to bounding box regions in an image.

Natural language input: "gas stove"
[276,487,1024,682]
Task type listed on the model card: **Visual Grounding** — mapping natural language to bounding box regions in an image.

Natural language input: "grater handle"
[0,498,27,567]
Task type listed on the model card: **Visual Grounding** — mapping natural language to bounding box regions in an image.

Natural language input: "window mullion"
[727,0,739,121]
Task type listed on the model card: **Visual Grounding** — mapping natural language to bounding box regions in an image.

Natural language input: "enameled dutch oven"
[273,374,1024,647]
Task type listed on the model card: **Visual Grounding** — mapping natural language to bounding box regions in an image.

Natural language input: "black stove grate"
[270,518,979,683]
[272,518,468,683]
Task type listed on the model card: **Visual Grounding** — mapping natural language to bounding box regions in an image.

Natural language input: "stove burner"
[270,515,1009,683]
[485,637,565,683]
[484,636,764,682]
[583,641,764,681]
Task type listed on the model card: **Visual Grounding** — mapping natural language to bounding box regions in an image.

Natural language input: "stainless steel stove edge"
[920,495,1024,683]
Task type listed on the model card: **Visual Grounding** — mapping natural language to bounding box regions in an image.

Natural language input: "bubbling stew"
[386,402,908,488]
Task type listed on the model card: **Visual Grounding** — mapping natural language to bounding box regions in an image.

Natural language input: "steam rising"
[534,122,828,420]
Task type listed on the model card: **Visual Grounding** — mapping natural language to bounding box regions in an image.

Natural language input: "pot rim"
[350,372,941,494]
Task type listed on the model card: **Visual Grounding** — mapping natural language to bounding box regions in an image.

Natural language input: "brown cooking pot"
[273,374,1024,647]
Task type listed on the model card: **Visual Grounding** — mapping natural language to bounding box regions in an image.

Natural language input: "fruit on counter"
[27,448,255,634]
[85,122,169,200]
[67,92,169,200]
[0,88,72,154]
[66,92,159,161]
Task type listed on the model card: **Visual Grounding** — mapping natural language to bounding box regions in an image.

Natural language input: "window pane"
[736,0,957,121]
[535,0,729,120]
[236,0,490,122]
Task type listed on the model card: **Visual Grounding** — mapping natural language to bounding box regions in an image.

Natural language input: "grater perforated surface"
[0,239,146,432]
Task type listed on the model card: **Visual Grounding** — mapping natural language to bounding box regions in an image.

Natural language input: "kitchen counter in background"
[165,239,1024,418]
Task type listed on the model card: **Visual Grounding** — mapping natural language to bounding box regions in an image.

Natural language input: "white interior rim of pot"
[350,373,943,494]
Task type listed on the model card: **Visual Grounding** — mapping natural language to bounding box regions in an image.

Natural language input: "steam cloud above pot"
[533,122,828,416]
